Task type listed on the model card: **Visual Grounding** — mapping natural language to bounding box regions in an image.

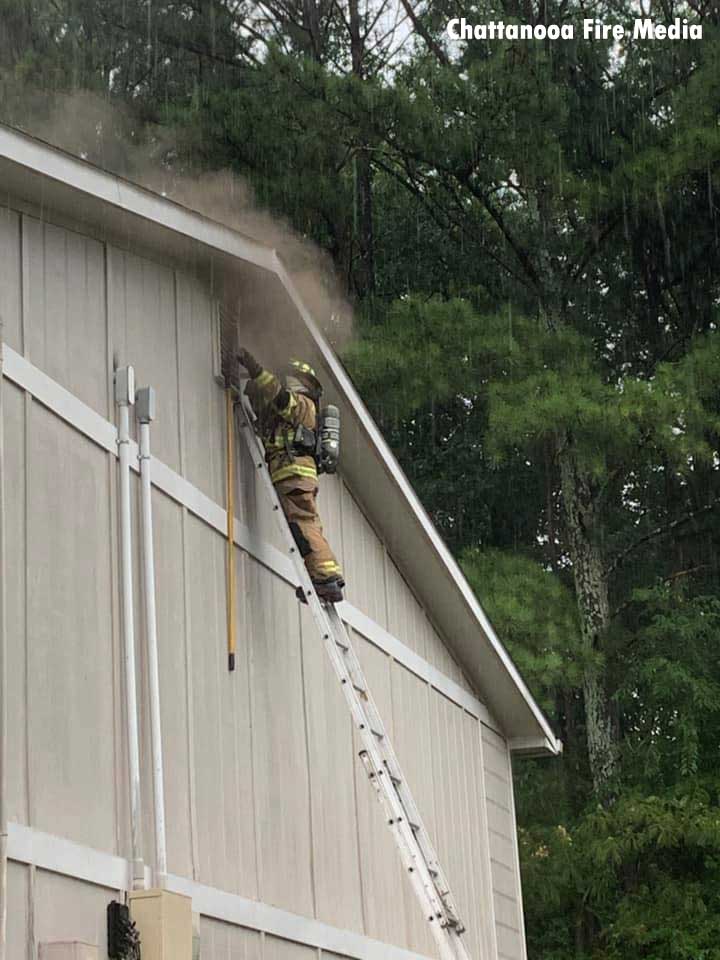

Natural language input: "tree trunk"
[348,0,375,298]
[353,151,375,297]
[302,0,324,62]
[558,437,618,798]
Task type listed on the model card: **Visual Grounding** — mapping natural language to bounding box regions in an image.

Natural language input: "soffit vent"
[215,303,242,391]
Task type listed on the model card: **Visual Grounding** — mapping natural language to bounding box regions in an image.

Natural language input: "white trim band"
[8,823,433,960]
[8,822,142,891]
[2,346,498,732]
[0,126,277,276]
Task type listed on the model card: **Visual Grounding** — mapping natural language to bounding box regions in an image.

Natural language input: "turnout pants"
[275,477,343,583]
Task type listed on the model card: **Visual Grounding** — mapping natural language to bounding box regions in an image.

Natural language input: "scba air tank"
[318,404,340,474]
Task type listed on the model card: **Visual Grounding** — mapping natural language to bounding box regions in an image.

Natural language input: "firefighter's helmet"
[284,359,323,399]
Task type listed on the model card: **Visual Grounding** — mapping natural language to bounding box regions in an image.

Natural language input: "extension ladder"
[236,391,472,960]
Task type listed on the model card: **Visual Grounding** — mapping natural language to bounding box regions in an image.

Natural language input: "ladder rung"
[383,760,402,783]
[371,727,385,740]
[443,912,462,931]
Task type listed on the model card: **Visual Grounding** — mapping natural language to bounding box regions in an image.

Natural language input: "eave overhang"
[0,124,562,756]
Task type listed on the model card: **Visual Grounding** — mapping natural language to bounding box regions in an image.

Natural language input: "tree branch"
[398,0,449,64]
[606,496,720,580]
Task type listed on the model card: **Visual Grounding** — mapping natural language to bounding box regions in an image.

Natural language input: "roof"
[0,123,561,756]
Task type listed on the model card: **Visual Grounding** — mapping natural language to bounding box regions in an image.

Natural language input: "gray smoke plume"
[6,90,355,368]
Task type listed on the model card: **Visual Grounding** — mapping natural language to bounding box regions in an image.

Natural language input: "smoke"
[151,168,355,361]
[7,90,355,366]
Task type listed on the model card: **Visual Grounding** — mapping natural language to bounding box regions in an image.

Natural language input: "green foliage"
[521,787,720,960]
[618,587,720,785]
[348,294,720,482]
[461,548,582,712]
[346,238,720,960]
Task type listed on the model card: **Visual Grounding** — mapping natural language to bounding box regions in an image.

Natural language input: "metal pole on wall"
[226,388,237,673]
[0,326,8,960]
[115,366,145,890]
[136,387,167,887]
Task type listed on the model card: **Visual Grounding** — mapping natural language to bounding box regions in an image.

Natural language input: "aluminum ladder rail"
[235,393,472,960]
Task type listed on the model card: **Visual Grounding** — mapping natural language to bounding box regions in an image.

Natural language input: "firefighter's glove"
[237,347,262,379]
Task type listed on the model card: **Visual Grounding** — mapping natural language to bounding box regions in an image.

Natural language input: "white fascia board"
[0,123,560,754]
[508,736,564,758]
[0,124,277,274]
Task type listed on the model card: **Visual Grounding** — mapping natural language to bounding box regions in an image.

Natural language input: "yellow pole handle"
[225,389,237,672]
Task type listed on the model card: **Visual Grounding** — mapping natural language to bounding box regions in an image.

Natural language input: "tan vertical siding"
[176,275,226,504]
[0,208,22,352]
[27,404,116,851]
[186,511,245,893]
[108,247,180,470]
[299,603,364,932]
[317,471,345,571]
[6,861,29,957]
[264,935,317,960]
[235,407,287,554]
[22,216,108,416]
[481,726,526,960]
[246,558,314,916]
[390,661,441,958]
[385,555,430,661]
[0,202,531,960]
[341,485,388,627]
[34,871,115,948]
[462,713,498,960]
[4,381,27,825]
[352,632,409,946]
[200,917,263,958]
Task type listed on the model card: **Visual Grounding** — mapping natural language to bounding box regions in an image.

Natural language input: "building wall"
[1,205,527,960]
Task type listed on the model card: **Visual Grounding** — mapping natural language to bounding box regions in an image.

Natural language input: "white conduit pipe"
[115,367,145,891]
[0,332,8,960]
[136,387,167,886]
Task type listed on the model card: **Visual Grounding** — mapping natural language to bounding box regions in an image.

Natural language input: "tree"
[348,294,720,788]
[344,0,720,797]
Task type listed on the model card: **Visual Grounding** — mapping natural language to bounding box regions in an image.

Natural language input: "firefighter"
[238,347,345,604]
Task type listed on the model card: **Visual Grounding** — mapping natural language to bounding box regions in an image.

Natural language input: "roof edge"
[509,736,563,758]
[0,123,278,274]
[272,258,560,752]
[0,122,559,751]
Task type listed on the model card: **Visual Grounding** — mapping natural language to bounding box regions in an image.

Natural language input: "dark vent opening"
[219,304,241,391]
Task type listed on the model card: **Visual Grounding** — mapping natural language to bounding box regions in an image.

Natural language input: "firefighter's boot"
[313,576,344,604]
[295,577,344,604]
